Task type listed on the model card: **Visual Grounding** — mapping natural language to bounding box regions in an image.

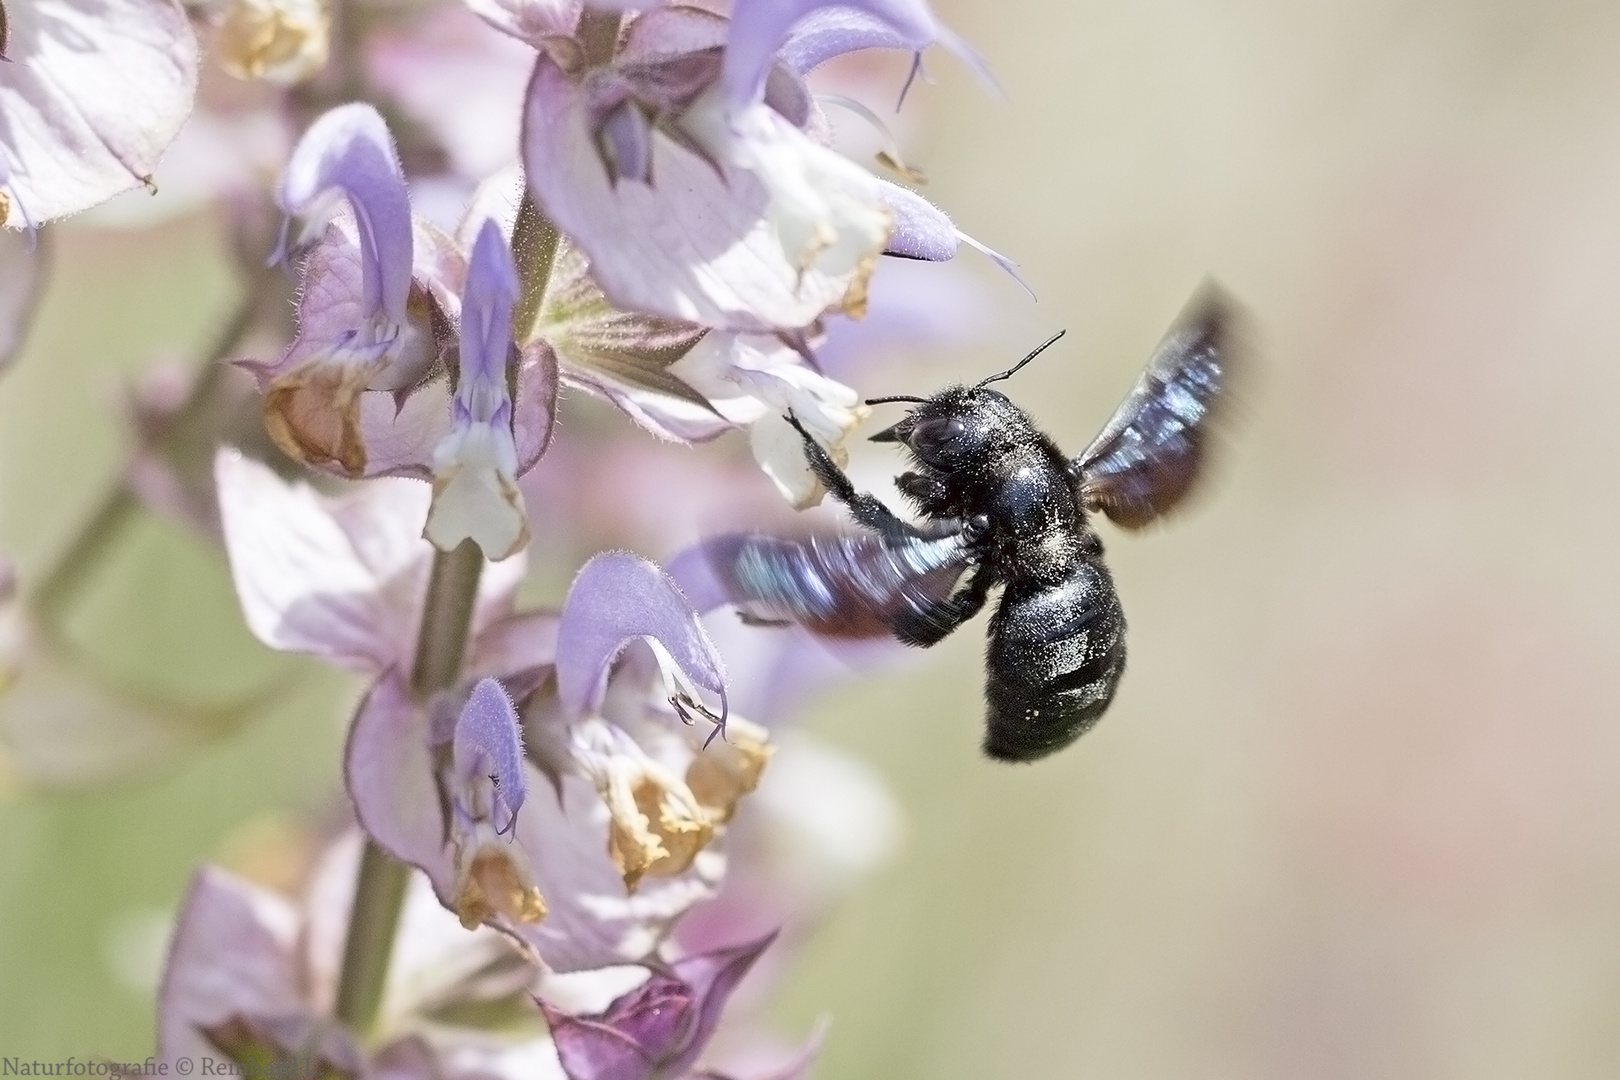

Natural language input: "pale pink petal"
[215,450,430,670]
[523,55,871,332]
[157,868,304,1064]
[0,0,198,228]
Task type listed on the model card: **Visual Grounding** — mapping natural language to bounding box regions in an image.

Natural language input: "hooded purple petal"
[722,0,991,109]
[452,677,528,833]
[877,179,956,261]
[775,6,922,74]
[278,102,413,326]
[555,552,728,722]
[459,219,520,390]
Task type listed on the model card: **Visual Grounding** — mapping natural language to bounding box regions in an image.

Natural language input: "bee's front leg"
[785,412,922,539]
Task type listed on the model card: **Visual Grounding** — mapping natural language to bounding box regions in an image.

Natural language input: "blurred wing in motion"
[1073,283,1245,528]
[684,531,974,643]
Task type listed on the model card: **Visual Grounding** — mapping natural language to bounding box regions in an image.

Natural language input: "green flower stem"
[32,298,255,620]
[334,183,569,1032]
[408,539,486,699]
[334,540,484,1035]
[330,840,412,1034]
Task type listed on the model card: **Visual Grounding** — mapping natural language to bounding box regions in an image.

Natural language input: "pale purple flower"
[0,0,198,230]
[213,456,761,969]
[246,105,556,484]
[520,2,977,333]
[345,552,761,970]
[275,103,415,337]
[425,219,531,559]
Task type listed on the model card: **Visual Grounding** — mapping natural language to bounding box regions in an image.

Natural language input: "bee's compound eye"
[911,415,967,456]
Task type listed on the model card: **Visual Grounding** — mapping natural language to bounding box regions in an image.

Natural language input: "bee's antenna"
[864,394,928,406]
[975,330,1066,389]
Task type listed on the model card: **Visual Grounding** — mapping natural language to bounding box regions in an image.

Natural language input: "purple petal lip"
[721,0,995,108]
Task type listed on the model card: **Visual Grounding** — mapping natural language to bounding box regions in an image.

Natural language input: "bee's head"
[865,388,1009,468]
[864,331,1065,469]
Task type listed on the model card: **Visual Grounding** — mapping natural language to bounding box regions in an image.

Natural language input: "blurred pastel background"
[6,0,1620,1077]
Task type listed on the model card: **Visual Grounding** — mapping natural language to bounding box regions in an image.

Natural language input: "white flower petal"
[0,0,198,227]
[157,869,303,1065]
[216,450,429,671]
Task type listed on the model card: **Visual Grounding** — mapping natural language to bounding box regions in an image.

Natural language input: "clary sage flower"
[246,103,557,518]
[215,453,777,970]
[516,0,986,333]
[160,831,814,1080]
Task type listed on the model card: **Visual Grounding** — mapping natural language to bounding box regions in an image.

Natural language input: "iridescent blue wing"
[688,531,974,643]
[1072,284,1243,528]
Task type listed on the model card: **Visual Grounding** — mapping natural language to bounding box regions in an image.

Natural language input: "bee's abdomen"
[982,559,1127,762]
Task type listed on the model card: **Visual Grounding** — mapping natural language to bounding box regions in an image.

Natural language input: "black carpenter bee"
[694,285,1242,761]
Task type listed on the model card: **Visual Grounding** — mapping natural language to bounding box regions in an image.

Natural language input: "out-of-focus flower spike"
[217,0,331,86]
[276,103,412,330]
[555,552,728,727]
[0,226,44,371]
[722,0,993,110]
[451,677,528,836]
[424,220,531,560]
